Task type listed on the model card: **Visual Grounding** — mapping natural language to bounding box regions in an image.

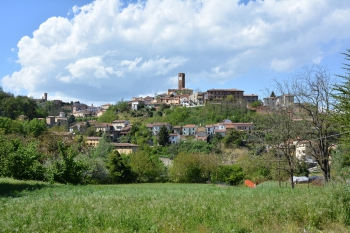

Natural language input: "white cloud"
[2,0,350,103]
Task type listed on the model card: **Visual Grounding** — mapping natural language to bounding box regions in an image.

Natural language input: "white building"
[263,94,294,108]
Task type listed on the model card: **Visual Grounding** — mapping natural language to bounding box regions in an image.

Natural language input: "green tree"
[1,97,19,119]
[215,164,245,186]
[23,118,47,137]
[16,96,39,119]
[51,142,88,185]
[169,152,217,183]
[89,133,114,159]
[106,150,135,183]
[158,125,170,146]
[97,109,116,123]
[68,114,76,125]
[4,141,46,181]
[129,150,165,182]
[333,50,350,142]
[115,99,129,113]
[223,129,245,148]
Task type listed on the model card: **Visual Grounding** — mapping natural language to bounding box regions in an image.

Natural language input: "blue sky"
[1,0,350,105]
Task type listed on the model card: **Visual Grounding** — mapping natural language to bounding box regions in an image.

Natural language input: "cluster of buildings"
[72,103,112,118]
[146,119,253,144]
[77,118,253,155]
[263,94,294,108]
[130,73,259,110]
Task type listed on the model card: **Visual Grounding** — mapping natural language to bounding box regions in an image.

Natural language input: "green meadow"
[1,178,349,233]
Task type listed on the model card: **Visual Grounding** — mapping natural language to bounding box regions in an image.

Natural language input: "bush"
[129,151,166,182]
[214,164,245,185]
[4,141,46,181]
[169,152,217,183]
[49,143,88,185]
[106,150,135,184]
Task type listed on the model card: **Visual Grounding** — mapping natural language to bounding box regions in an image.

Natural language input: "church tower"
[178,73,185,90]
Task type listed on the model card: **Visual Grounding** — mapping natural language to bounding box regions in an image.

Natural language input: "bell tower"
[178,73,185,90]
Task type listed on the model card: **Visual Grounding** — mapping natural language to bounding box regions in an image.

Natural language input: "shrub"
[215,164,245,186]
[106,150,135,184]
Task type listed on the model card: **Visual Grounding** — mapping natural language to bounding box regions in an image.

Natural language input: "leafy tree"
[1,97,19,119]
[50,142,88,185]
[215,164,245,186]
[333,50,350,143]
[223,129,245,148]
[23,118,47,137]
[16,96,38,119]
[4,141,46,181]
[169,152,217,183]
[158,125,170,146]
[270,91,276,97]
[129,150,165,182]
[225,95,235,102]
[89,133,114,159]
[250,100,262,108]
[106,150,135,183]
[115,99,129,113]
[97,108,117,123]
[0,117,24,135]
[68,114,76,125]
[237,154,272,184]
[295,160,310,177]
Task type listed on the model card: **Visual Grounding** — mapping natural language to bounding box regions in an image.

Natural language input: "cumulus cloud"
[2,0,350,103]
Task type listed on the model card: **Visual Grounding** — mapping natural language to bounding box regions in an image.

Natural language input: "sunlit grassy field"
[1,178,349,233]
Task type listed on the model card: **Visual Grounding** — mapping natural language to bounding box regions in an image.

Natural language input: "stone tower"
[178,73,185,90]
[43,93,47,102]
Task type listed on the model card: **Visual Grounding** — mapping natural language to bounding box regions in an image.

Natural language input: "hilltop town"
[35,72,297,156]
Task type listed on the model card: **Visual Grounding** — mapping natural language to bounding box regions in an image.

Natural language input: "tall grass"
[0,178,349,232]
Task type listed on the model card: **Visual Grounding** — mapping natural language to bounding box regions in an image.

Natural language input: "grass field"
[1,178,349,233]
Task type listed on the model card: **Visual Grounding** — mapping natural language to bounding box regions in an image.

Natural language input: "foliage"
[67,115,76,125]
[97,108,117,123]
[250,100,262,108]
[166,140,214,158]
[237,154,272,184]
[114,99,130,113]
[106,150,135,184]
[0,90,43,119]
[144,102,256,126]
[222,129,246,148]
[129,149,166,182]
[88,133,114,159]
[332,50,350,172]
[215,164,245,186]
[22,118,47,137]
[333,50,350,131]
[331,144,350,181]
[295,160,310,177]
[49,142,88,185]
[0,117,23,134]
[1,138,46,181]
[158,125,170,146]
[169,152,217,183]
